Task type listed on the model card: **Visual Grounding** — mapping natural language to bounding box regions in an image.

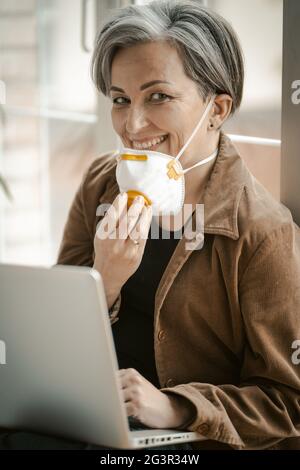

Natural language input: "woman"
[2,0,299,451]
[58,0,300,450]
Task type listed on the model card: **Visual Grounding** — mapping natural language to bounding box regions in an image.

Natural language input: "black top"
[111,218,182,388]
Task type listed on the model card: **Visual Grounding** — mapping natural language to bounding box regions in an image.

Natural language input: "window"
[0,0,99,264]
[136,0,283,200]
[212,0,282,200]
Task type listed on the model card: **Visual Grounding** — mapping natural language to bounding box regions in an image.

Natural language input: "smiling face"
[110,40,213,167]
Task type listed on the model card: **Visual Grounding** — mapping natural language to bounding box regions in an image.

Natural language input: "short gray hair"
[91,0,244,116]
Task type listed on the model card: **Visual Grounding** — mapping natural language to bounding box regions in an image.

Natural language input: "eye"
[150,92,171,102]
[112,96,129,105]
[111,92,172,106]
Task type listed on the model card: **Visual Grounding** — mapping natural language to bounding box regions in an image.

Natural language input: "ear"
[210,94,233,129]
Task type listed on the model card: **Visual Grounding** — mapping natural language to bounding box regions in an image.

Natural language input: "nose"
[125,105,149,135]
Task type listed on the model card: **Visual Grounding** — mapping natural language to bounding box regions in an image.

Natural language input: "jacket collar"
[201,130,249,240]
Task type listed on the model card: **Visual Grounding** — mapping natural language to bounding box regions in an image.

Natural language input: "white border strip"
[0,80,6,105]
[2,105,98,124]
[228,134,281,147]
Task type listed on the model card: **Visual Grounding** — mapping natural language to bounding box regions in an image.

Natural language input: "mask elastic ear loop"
[182,147,218,174]
[174,94,216,163]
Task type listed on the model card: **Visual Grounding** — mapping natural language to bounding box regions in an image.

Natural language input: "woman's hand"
[93,192,152,308]
[118,368,196,429]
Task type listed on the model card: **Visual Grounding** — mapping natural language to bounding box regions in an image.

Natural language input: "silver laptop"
[0,263,204,449]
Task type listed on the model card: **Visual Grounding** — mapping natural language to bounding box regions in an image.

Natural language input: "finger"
[117,369,131,387]
[125,402,138,419]
[107,192,128,231]
[117,371,127,385]
[96,193,127,239]
[140,205,153,240]
[116,195,145,240]
[118,368,136,376]
[115,193,131,232]
[128,205,152,244]
[117,369,141,389]
[122,386,135,403]
[125,196,145,236]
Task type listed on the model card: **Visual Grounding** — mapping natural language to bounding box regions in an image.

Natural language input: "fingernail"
[135,195,144,204]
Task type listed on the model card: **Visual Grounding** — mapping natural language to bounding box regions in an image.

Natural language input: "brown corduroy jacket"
[56,131,300,450]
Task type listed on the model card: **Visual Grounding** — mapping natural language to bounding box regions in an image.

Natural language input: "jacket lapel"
[154,132,248,323]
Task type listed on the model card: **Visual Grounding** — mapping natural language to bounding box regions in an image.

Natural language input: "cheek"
[151,106,181,135]
[111,109,124,135]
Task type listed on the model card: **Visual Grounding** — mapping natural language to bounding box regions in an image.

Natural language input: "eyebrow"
[109,80,172,93]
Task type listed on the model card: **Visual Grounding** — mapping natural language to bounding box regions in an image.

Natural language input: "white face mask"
[115,94,218,216]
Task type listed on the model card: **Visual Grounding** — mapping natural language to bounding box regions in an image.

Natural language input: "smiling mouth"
[131,134,168,150]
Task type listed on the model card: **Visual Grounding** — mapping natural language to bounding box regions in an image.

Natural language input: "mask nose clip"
[119,153,148,162]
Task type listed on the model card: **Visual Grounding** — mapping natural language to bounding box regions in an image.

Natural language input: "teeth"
[132,135,167,149]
